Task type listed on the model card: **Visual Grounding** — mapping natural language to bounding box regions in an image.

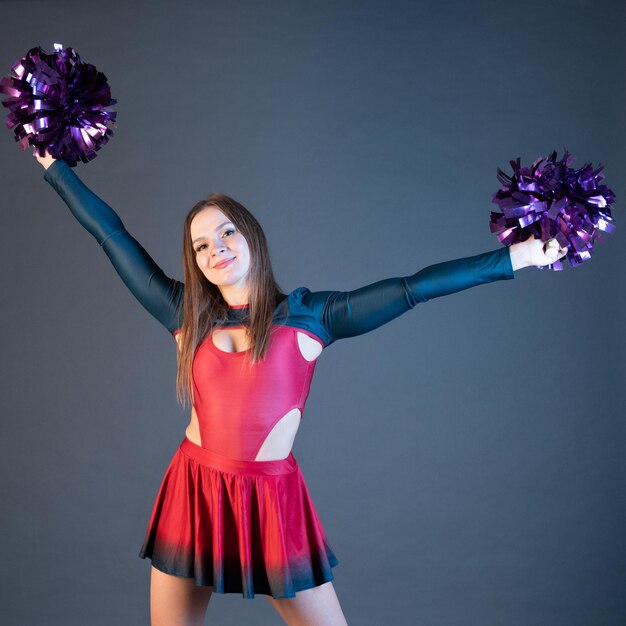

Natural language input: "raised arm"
[41,158,184,334]
[302,246,515,345]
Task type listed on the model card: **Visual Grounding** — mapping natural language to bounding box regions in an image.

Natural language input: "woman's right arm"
[39,157,184,335]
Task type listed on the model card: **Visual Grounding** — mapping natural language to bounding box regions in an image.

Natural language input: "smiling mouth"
[213,257,235,269]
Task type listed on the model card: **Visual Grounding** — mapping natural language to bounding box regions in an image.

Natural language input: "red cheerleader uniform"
[43,159,515,598]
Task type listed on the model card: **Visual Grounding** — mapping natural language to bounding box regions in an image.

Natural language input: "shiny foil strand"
[0,42,117,166]
[489,149,616,271]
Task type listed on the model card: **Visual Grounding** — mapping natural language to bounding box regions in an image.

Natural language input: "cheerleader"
[35,149,567,626]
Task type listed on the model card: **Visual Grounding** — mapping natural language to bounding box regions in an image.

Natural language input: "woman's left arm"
[301,240,566,344]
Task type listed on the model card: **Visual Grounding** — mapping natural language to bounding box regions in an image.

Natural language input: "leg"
[150,565,212,626]
[265,581,348,626]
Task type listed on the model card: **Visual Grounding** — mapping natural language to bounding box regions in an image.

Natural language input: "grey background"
[1,0,624,624]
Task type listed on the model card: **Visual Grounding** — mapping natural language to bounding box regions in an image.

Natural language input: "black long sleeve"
[43,159,515,344]
[301,246,515,345]
[43,160,184,334]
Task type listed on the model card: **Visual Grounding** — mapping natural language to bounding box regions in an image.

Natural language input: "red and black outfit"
[43,160,515,598]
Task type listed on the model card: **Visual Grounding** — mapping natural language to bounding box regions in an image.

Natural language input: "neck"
[219,285,249,307]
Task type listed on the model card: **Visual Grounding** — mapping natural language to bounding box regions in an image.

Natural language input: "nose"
[207,240,228,265]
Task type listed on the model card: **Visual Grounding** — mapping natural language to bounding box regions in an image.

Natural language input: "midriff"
[184,405,202,446]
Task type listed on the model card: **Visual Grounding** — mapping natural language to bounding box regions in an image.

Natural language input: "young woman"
[35,149,567,626]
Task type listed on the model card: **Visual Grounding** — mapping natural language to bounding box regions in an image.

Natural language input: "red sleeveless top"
[175,320,322,461]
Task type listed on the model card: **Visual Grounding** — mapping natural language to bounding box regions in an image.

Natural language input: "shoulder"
[273,286,338,347]
[280,286,333,314]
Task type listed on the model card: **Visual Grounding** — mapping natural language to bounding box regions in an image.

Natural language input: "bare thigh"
[265,581,348,626]
[150,565,213,626]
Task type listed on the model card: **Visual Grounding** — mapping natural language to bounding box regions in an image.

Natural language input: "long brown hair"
[175,193,284,407]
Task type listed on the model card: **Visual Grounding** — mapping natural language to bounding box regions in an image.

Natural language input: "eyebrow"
[192,221,234,244]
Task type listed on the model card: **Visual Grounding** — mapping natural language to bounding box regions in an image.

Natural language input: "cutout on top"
[254,408,302,461]
[297,332,323,361]
[184,406,202,447]
[212,328,250,353]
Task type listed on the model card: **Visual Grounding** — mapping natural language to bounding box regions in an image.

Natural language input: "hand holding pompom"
[509,237,569,270]
[490,150,616,271]
[35,148,56,170]
[0,42,116,166]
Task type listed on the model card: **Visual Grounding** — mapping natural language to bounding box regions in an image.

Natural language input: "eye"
[195,243,207,252]
[223,228,235,238]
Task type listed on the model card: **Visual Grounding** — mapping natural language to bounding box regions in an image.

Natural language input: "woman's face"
[190,206,251,294]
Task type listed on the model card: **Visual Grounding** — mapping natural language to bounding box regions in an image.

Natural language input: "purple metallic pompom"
[489,150,616,270]
[0,43,116,166]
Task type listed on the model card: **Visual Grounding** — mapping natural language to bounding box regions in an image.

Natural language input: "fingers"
[544,238,568,260]
[546,240,558,258]
[33,148,56,169]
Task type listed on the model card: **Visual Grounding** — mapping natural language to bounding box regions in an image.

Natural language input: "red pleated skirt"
[138,437,339,599]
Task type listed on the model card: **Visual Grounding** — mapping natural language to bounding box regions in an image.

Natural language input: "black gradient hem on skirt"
[138,437,339,599]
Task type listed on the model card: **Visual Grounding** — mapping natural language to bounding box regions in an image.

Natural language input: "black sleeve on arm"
[302,246,515,344]
[43,160,184,334]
